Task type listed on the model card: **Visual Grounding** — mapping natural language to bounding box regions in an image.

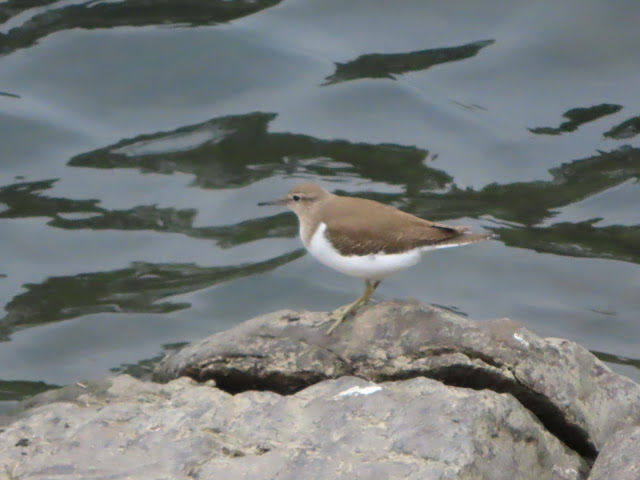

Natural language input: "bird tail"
[430,232,493,249]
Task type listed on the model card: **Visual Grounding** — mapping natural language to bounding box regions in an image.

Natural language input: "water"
[1,0,639,411]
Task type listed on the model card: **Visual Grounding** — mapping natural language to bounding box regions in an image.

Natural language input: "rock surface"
[1,300,639,479]
[155,301,640,459]
[587,426,640,480]
[1,374,586,480]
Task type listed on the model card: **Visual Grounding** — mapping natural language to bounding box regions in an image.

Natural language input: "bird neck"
[298,214,320,247]
[297,199,331,247]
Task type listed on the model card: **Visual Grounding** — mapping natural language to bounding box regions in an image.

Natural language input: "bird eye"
[292,194,301,202]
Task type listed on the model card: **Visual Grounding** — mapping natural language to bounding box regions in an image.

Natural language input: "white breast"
[306,222,426,281]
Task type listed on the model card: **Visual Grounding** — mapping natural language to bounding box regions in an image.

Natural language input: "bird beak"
[257,197,287,206]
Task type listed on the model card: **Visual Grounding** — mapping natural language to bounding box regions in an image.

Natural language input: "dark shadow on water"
[604,115,640,140]
[592,350,640,372]
[2,111,639,341]
[0,90,20,98]
[0,379,58,402]
[0,179,298,249]
[68,112,448,191]
[0,179,102,219]
[2,111,638,265]
[323,39,495,85]
[0,251,304,340]
[409,146,640,225]
[0,343,186,407]
[529,103,622,136]
[410,146,640,264]
[111,342,188,380]
[0,111,448,250]
[0,0,281,57]
[0,0,58,25]
[495,221,640,264]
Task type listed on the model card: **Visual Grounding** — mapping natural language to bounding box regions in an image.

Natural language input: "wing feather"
[322,196,477,255]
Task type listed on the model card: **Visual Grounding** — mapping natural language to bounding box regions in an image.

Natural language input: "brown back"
[320,196,480,255]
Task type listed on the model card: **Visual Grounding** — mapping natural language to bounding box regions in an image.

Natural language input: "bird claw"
[325,280,380,334]
[326,305,357,334]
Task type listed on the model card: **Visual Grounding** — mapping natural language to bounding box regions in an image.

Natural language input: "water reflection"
[0,0,57,26]
[0,0,281,56]
[1,112,638,341]
[323,39,495,85]
[529,103,622,136]
[0,90,19,98]
[604,115,640,140]
[409,146,640,227]
[0,179,102,219]
[69,112,450,190]
[0,379,57,402]
[110,342,187,379]
[496,221,640,264]
[592,351,640,370]
[0,178,296,247]
[0,252,303,339]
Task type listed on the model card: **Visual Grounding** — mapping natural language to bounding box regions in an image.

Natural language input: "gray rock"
[0,374,587,480]
[588,426,640,480]
[154,301,640,459]
[2,300,639,479]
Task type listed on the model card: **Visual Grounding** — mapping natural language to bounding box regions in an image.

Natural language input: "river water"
[1,0,639,411]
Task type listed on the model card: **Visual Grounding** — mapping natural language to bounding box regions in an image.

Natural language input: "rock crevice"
[154,301,640,467]
[1,301,639,479]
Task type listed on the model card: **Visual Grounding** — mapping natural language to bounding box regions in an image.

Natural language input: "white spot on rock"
[335,385,382,399]
[513,332,530,348]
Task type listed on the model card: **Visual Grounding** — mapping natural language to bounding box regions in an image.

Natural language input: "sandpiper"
[259,183,490,334]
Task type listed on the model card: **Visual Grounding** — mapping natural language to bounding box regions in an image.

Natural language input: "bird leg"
[326,279,381,334]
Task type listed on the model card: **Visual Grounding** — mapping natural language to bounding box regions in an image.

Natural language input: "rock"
[588,426,640,480]
[154,301,640,459]
[2,300,639,479]
[0,374,587,480]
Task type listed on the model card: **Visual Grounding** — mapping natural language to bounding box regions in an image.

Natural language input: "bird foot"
[326,304,359,335]
[325,280,379,335]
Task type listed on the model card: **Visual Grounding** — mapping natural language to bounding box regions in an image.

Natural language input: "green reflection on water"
[69,112,449,190]
[0,379,58,402]
[323,39,495,85]
[110,342,187,379]
[592,350,640,371]
[0,179,297,249]
[496,221,640,264]
[529,103,623,136]
[409,146,640,226]
[0,0,281,56]
[1,111,638,342]
[0,179,102,219]
[604,115,640,140]
[0,251,304,339]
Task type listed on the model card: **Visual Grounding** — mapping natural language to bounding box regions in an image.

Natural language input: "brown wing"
[322,196,477,255]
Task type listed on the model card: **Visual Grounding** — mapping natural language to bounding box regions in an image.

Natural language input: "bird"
[258,183,491,334]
